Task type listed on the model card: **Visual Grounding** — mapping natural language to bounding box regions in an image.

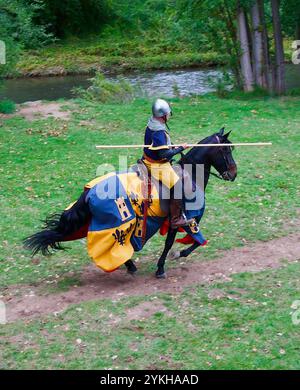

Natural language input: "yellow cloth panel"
[87,220,135,272]
[117,172,143,216]
[142,159,179,189]
[117,172,167,218]
[85,172,116,189]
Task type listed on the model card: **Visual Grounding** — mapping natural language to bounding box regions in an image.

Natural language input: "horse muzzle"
[222,166,237,181]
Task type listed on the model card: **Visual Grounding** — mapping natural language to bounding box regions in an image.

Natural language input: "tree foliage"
[281,0,300,38]
[0,0,53,49]
[1,0,298,91]
[0,0,53,77]
[31,0,113,37]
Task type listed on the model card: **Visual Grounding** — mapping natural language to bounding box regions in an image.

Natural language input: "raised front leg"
[156,228,178,279]
[180,242,201,257]
[170,241,201,260]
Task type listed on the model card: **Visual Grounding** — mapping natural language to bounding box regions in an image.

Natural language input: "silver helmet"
[152,98,172,118]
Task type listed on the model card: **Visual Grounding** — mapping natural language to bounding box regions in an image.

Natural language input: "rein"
[213,135,235,180]
[210,171,224,180]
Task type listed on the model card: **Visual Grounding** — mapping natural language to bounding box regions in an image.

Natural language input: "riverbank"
[12,35,223,78]
[9,34,294,79]
[2,64,299,105]
[15,51,222,78]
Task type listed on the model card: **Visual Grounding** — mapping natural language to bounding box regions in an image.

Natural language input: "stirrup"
[170,214,193,229]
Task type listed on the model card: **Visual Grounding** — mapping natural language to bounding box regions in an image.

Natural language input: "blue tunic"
[143,127,171,161]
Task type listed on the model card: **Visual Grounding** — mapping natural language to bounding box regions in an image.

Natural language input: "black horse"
[152,127,237,278]
[24,128,237,278]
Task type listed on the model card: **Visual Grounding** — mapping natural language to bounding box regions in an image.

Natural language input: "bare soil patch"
[2,230,300,322]
[12,101,72,121]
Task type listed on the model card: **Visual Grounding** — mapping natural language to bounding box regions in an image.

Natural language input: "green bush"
[286,88,300,96]
[73,72,135,103]
[223,87,273,100]
[0,99,16,114]
[207,71,234,98]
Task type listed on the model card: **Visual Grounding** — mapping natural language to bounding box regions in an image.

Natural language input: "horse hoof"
[155,272,166,279]
[125,260,137,275]
[168,250,180,260]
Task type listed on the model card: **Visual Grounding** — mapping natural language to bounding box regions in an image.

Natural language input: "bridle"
[179,134,235,181]
[210,135,235,181]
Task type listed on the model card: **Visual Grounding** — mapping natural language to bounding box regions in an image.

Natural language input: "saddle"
[131,159,150,183]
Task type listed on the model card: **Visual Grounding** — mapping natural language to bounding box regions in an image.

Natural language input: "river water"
[1,64,299,103]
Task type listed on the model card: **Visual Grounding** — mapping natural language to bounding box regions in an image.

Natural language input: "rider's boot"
[169,198,193,229]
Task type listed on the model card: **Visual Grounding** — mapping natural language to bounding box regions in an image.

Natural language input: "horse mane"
[179,133,216,164]
[180,131,233,165]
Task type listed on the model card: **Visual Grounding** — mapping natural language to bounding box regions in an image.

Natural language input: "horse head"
[182,127,237,184]
[208,127,237,181]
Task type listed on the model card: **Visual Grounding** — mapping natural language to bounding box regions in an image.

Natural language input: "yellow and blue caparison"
[83,171,167,272]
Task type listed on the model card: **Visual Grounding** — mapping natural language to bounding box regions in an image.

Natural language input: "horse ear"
[218,127,225,136]
[224,130,232,138]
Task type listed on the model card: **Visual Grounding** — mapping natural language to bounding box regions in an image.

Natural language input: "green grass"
[0,94,299,369]
[1,261,300,369]
[15,34,223,77]
[0,95,299,287]
[0,99,16,114]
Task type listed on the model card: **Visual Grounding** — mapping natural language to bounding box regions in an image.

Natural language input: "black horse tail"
[23,190,91,256]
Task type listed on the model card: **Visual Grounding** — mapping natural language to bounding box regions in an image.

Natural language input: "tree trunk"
[251,1,265,88]
[245,9,253,61]
[258,0,271,91]
[237,4,254,91]
[271,0,286,94]
[222,0,242,88]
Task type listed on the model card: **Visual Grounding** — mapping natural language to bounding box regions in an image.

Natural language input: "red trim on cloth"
[176,236,208,246]
[104,267,120,273]
[176,235,195,245]
[160,219,187,236]
[160,219,170,236]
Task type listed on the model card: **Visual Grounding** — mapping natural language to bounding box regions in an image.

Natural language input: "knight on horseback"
[142,98,193,229]
[24,98,238,276]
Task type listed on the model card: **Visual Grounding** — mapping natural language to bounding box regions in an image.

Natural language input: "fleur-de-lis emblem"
[112,223,134,246]
[112,229,126,246]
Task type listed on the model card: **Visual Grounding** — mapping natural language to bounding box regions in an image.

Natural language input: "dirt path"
[1,101,72,121]
[3,231,300,323]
